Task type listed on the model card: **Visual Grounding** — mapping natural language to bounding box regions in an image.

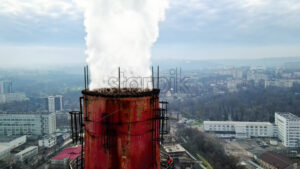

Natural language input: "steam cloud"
[76,0,169,89]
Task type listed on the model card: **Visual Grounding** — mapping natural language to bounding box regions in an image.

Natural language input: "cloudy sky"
[1,0,300,67]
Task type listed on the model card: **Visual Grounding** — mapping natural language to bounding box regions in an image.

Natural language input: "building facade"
[39,135,57,148]
[275,112,300,147]
[0,80,28,103]
[48,95,63,112]
[204,121,277,138]
[0,145,10,160]
[0,92,28,103]
[0,113,56,136]
[15,146,38,162]
[0,135,27,150]
[48,96,55,112]
[0,80,12,94]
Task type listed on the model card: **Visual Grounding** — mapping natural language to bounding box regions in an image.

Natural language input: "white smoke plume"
[76,0,169,89]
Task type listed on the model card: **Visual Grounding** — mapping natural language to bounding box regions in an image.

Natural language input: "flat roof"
[0,135,26,142]
[0,145,10,152]
[276,112,300,120]
[52,146,81,161]
[0,112,54,115]
[204,121,273,126]
[15,146,38,156]
[163,144,186,153]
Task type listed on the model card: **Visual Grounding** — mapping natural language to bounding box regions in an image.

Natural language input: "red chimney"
[82,88,161,169]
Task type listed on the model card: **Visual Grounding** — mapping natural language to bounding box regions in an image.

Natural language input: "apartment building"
[204,121,277,138]
[275,112,300,147]
[0,112,56,136]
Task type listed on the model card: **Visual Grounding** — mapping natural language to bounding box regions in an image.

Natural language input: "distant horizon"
[1,0,300,67]
[1,56,300,71]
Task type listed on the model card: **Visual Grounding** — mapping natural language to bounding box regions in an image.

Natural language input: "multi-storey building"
[0,112,56,136]
[0,145,10,160]
[48,96,55,112]
[0,80,12,94]
[0,92,28,103]
[38,135,57,148]
[48,95,63,112]
[15,146,38,162]
[275,112,300,147]
[265,79,300,88]
[0,136,27,160]
[0,135,27,150]
[0,80,28,103]
[54,95,63,112]
[204,121,277,138]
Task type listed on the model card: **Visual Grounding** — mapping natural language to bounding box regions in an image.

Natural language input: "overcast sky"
[1,0,300,67]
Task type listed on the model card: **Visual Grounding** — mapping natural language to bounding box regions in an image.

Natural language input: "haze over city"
[1,1,300,169]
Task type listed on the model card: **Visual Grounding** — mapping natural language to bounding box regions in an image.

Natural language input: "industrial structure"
[69,66,172,169]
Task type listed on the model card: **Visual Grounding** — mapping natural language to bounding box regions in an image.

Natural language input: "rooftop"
[15,146,38,156]
[163,144,186,153]
[0,112,54,115]
[276,112,300,121]
[258,151,293,169]
[0,145,10,152]
[0,135,26,143]
[204,121,274,126]
[52,146,82,161]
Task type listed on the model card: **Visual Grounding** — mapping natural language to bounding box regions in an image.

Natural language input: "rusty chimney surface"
[82,88,160,97]
[82,87,161,169]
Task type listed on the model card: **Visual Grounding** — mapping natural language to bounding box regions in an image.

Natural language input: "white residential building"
[247,72,268,84]
[0,93,28,103]
[48,96,55,112]
[48,95,63,112]
[264,79,300,88]
[0,145,10,160]
[204,121,277,138]
[275,112,300,147]
[0,81,28,103]
[39,135,57,148]
[0,136,27,160]
[15,146,38,162]
[0,80,12,94]
[0,135,27,150]
[0,112,56,136]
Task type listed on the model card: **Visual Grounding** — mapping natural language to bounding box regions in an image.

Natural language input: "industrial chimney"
[70,67,169,169]
[82,88,161,169]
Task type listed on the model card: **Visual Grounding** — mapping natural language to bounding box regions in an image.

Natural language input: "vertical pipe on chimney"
[118,67,121,124]
[87,65,89,90]
[157,66,159,89]
[118,67,121,91]
[152,66,154,89]
[84,67,86,90]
